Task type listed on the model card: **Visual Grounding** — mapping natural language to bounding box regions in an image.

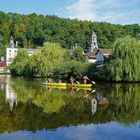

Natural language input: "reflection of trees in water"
[97,83,140,125]
[0,77,140,133]
[12,77,86,114]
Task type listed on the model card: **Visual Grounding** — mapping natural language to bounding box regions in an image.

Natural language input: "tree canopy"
[10,49,30,76]
[29,42,65,77]
[0,10,140,59]
[10,41,88,78]
[104,36,140,81]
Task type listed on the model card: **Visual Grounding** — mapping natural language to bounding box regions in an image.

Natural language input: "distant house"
[6,35,35,66]
[6,36,18,66]
[0,61,6,73]
[88,48,112,63]
[88,31,112,63]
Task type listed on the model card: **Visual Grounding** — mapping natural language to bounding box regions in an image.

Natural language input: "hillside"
[0,11,140,57]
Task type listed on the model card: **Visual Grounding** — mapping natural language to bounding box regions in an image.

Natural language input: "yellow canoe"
[43,83,93,88]
[67,84,93,88]
[43,82,66,87]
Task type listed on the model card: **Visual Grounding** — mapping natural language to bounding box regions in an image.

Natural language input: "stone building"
[89,31,98,53]
[6,36,18,66]
[88,31,112,63]
[6,36,35,66]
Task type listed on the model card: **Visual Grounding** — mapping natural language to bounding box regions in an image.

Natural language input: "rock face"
[89,31,98,53]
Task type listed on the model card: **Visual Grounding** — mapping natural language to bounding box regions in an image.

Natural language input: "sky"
[0,0,140,25]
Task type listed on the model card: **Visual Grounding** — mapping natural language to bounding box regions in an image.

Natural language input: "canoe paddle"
[85,89,95,97]
[75,80,80,84]
[88,78,95,84]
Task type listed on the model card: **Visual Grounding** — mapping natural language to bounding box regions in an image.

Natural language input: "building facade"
[6,36,35,66]
[88,31,112,63]
[6,36,18,66]
[89,31,98,53]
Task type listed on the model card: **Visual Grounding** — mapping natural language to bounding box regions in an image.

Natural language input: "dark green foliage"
[54,60,91,79]
[10,42,88,78]
[0,11,140,54]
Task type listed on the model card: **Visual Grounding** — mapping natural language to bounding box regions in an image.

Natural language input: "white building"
[6,36,35,66]
[88,31,112,63]
[89,31,98,53]
[6,36,18,66]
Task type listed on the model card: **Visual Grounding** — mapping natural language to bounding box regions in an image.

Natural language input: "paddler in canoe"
[70,76,75,85]
[83,73,89,84]
[47,78,52,83]
[83,73,96,85]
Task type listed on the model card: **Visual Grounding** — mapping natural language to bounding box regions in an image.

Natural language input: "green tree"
[72,47,86,62]
[29,42,65,77]
[104,36,140,81]
[10,49,30,76]
[29,49,48,77]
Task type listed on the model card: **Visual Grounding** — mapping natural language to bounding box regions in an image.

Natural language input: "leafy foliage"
[29,42,65,77]
[101,37,140,81]
[0,11,140,54]
[54,60,90,79]
[10,42,88,78]
[9,49,30,76]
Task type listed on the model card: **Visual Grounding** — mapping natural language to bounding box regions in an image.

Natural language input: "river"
[0,75,140,140]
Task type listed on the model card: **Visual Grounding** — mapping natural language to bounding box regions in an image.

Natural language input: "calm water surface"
[0,75,140,140]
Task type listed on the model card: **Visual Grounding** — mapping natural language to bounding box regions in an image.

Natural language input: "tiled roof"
[88,48,112,59]
[99,49,112,55]
[0,61,6,67]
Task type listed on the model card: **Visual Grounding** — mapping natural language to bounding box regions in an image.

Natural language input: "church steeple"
[8,35,16,48]
[89,31,98,53]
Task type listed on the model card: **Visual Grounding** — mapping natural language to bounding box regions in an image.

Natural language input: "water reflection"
[5,76,17,111]
[0,76,140,139]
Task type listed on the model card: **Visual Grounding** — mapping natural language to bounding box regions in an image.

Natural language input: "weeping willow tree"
[105,36,140,81]
[29,42,66,77]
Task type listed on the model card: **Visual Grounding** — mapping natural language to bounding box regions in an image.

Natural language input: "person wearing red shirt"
[83,74,89,84]
[70,76,75,85]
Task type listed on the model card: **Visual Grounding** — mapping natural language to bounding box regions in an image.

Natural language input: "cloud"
[66,0,140,24]
[66,0,96,21]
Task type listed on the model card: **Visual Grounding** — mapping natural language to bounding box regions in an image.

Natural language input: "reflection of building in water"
[0,83,5,90]
[91,98,97,115]
[86,91,109,115]
[0,75,6,90]
[5,75,17,111]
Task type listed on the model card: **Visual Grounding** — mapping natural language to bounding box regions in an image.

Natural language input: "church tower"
[6,35,18,66]
[9,35,16,48]
[89,31,98,53]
